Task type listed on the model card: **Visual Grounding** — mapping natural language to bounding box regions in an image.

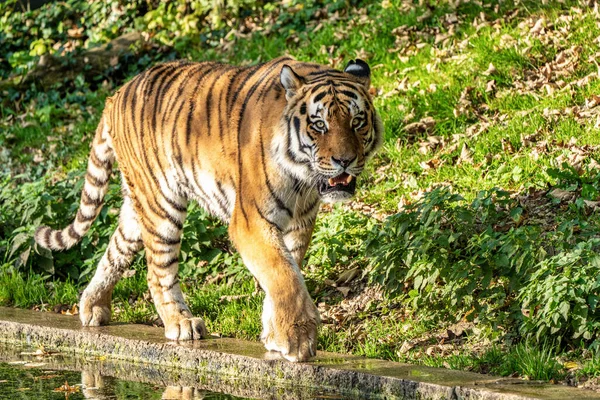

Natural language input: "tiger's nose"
[331,156,356,169]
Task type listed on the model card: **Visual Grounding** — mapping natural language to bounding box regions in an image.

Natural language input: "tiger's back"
[35,56,383,362]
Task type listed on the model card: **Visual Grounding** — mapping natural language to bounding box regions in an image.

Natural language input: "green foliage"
[548,163,600,210]
[368,188,535,316]
[180,204,248,282]
[519,238,600,342]
[307,207,374,280]
[368,184,600,346]
[420,342,566,381]
[504,341,565,381]
[579,350,600,378]
[0,267,78,308]
[186,280,262,339]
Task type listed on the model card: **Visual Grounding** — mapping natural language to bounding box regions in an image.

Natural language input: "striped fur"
[34,57,384,362]
[35,119,114,250]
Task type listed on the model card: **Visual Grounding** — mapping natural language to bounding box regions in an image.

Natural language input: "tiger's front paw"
[162,386,202,399]
[260,294,319,362]
[165,317,207,341]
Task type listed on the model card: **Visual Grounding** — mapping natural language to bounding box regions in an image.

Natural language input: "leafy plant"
[367,187,537,322]
[519,238,600,342]
[368,185,600,346]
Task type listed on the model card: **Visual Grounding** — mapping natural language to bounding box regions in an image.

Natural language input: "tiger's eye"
[313,120,326,130]
[352,118,363,129]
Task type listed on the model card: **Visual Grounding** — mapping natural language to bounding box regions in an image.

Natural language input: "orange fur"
[35,57,384,362]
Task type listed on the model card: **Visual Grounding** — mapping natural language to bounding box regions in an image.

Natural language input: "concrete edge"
[0,308,597,400]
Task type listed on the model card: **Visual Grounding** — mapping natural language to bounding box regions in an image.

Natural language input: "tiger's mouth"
[317,172,356,196]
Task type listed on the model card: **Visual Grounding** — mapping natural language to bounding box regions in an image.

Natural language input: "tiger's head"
[274,59,384,203]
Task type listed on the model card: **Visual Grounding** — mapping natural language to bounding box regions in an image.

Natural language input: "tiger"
[34,56,384,362]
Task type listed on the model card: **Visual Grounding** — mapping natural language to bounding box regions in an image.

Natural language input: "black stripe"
[215,182,231,211]
[76,210,96,222]
[54,231,65,249]
[145,244,174,254]
[114,236,131,257]
[340,90,358,99]
[82,191,103,207]
[164,277,180,291]
[154,256,178,269]
[163,195,187,213]
[292,176,303,194]
[117,226,139,244]
[197,184,228,218]
[298,196,320,216]
[149,65,196,190]
[259,140,293,219]
[204,71,221,138]
[171,65,217,171]
[107,245,116,266]
[150,64,179,133]
[90,149,112,169]
[306,70,347,80]
[86,172,109,187]
[289,244,305,253]
[217,72,228,150]
[224,66,246,115]
[44,228,51,246]
[290,115,312,157]
[293,116,301,137]
[146,200,184,230]
[313,91,327,102]
[68,224,81,240]
[145,224,180,245]
[253,201,282,232]
[184,64,218,144]
[283,218,316,234]
[170,65,214,186]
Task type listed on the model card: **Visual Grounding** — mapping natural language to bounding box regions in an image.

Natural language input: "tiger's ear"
[280,65,304,100]
[344,59,371,87]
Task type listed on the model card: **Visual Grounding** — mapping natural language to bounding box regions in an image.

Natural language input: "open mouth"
[317,172,357,196]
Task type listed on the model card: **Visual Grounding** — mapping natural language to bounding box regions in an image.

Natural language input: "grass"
[2,0,600,388]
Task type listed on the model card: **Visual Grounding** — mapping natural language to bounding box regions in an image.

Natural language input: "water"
[0,343,348,399]
[0,361,249,399]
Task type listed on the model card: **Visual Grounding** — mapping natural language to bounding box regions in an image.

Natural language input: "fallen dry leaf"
[337,267,360,285]
[67,27,84,38]
[549,188,576,202]
[419,158,443,170]
[456,143,474,165]
[501,138,516,154]
[584,200,600,211]
[483,62,497,76]
[404,116,436,135]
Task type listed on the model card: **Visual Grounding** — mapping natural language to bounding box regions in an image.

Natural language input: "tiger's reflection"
[81,370,210,399]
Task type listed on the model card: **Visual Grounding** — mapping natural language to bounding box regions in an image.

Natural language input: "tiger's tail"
[35,114,115,251]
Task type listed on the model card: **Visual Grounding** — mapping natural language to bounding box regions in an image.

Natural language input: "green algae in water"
[0,362,251,399]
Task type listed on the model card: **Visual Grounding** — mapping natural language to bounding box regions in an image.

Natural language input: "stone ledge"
[0,307,598,400]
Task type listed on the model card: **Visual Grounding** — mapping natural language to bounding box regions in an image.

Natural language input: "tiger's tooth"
[328,178,335,186]
[345,175,353,184]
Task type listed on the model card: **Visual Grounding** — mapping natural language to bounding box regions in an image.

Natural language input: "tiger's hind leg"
[79,195,143,326]
[136,190,207,341]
